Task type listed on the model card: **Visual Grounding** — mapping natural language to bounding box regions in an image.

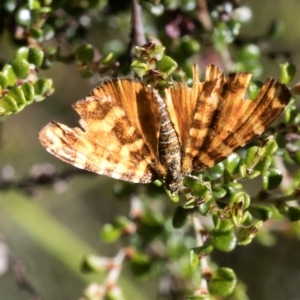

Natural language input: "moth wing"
[164,65,205,151]
[182,65,291,172]
[39,79,160,183]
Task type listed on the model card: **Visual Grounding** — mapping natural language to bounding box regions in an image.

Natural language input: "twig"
[131,0,146,46]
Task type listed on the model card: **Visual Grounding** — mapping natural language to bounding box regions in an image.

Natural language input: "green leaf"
[224,153,240,174]
[28,48,44,67]
[189,248,200,271]
[28,0,41,9]
[100,224,121,243]
[287,206,300,222]
[244,146,259,167]
[2,64,18,86]
[212,186,227,199]
[238,44,261,61]
[280,62,296,84]
[156,55,178,75]
[172,206,191,228]
[178,36,201,58]
[254,156,271,173]
[230,191,251,210]
[248,205,273,221]
[285,106,298,124]
[149,44,166,61]
[82,254,108,273]
[191,245,213,256]
[11,58,30,79]
[14,47,29,60]
[210,229,237,252]
[7,86,26,108]
[0,72,8,88]
[21,82,35,103]
[208,267,237,296]
[130,253,151,277]
[131,59,149,77]
[184,177,212,199]
[264,168,283,190]
[236,221,263,245]
[29,28,43,40]
[263,138,278,156]
[34,78,53,99]
[0,95,18,115]
[75,44,95,63]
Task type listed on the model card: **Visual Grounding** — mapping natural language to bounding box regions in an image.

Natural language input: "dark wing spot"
[112,116,140,144]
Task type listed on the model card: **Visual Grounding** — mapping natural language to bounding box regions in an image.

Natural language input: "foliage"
[0,0,299,299]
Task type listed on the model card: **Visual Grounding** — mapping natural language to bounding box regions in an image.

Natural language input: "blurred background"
[0,0,300,299]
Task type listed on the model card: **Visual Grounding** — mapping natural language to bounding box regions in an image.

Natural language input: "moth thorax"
[154,91,183,194]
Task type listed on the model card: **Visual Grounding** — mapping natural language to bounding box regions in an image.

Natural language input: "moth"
[39,65,291,195]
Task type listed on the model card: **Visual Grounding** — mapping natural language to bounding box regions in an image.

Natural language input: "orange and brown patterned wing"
[39,79,160,183]
[164,65,204,150]
[182,65,291,173]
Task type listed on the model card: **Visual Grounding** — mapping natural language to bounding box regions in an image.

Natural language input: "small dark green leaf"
[0,72,8,88]
[210,229,237,252]
[238,44,261,61]
[7,86,26,107]
[265,168,283,190]
[28,0,41,9]
[131,59,149,77]
[14,47,29,60]
[28,48,44,67]
[208,267,237,297]
[149,45,165,61]
[236,221,263,245]
[248,205,273,221]
[79,66,93,78]
[0,95,18,115]
[11,58,30,79]
[130,253,151,277]
[191,245,213,256]
[75,44,95,63]
[205,162,224,180]
[287,206,300,222]
[156,55,178,75]
[29,28,43,40]
[2,64,18,86]
[178,36,201,57]
[82,254,108,273]
[224,153,240,174]
[213,215,229,231]
[21,82,35,103]
[280,62,296,84]
[285,107,298,124]
[254,156,271,173]
[212,186,227,199]
[263,139,278,156]
[34,78,53,99]
[172,206,191,228]
[100,224,121,243]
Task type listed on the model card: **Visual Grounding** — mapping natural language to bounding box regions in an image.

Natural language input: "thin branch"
[131,0,146,46]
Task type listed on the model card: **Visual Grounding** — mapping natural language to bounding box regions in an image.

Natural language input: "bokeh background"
[1,0,300,299]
